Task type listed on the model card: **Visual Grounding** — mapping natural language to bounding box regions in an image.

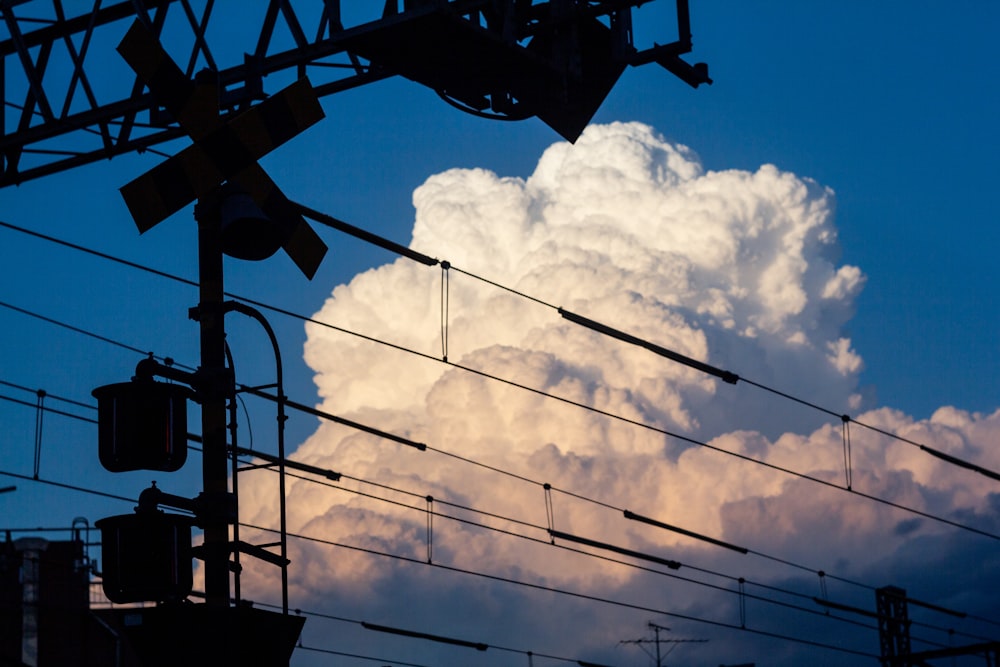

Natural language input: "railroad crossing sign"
[116,19,328,279]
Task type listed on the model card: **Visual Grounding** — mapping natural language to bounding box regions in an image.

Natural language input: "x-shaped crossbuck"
[117,19,328,279]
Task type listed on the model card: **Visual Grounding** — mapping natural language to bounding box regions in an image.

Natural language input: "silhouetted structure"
[878,585,912,665]
[1,2,709,665]
[0,0,709,187]
[0,533,118,667]
[619,621,708,666]
[92,604,305,667]
[876,586,1000,667]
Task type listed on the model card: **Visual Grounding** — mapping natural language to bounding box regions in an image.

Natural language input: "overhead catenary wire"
[449,266,1000,484]
[9,272,931,542]
[4,213,994,482]
[294,644,433,667]
[242,520,884,661]
[2,364,982,646]
[235,395,1000,635]
[4,212,994,486]
[0,463,906,661]
[0,298,195,373]
[209,386,1000,585]
[3,218,998,640]
[234,449,992,649]
[255,600,632,667]
[234,295,1000,543]
[3,452,985,653]
[2,391,993,649]
[0,428,860,639]
[4,280,1000,627]
[0,390,97,423]
[0,379,98,413]
[5,294,1000,655]
[0,468,135,505]
[160,404,984,652]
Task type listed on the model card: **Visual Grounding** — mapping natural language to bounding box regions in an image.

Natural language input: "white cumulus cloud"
[232,122,998,666]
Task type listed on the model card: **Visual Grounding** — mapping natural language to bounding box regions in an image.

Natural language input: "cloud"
[232,122,998,665]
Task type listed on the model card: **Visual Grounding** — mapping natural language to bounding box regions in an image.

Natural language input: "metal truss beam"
[1,0,706,188]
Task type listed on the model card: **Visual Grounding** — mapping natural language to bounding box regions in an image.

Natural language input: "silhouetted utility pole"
[620,622,708,666]
[193,194,233,607]
[876,586,1000,667]
[4,1,712,664]
[111,18,328,611]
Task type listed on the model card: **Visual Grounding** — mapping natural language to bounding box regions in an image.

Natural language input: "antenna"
[619,621,708,666]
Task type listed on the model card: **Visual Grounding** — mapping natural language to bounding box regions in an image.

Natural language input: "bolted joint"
[191,539,231,566]
[193,367,235,403]
[194,490,238,526]
[188,300,228,325]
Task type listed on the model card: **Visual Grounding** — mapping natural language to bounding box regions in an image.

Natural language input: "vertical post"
[876,586,911,667]
[195,195,232,608]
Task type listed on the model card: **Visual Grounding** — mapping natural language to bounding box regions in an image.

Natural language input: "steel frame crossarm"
[1,0,704,187]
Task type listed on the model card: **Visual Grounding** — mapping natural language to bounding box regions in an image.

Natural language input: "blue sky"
[2,2,999,666]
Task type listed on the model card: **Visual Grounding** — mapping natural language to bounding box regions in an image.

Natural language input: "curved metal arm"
[224,299,290,616]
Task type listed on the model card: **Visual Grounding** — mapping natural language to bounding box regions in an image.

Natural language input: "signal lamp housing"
[92,379,191,473]
[96,511,194,604]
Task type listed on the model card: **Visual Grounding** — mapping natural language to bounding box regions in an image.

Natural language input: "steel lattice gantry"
[0,0,709,188]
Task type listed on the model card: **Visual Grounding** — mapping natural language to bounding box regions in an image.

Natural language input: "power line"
[4,293,999,638]
[0,297,193,372]
[1,371,983,650]
[255,599,682,667]
[0,391,96,423]
[239,452,995,649]
[284,313,1000,542]
[4,213,995,502]
[243,520,884,661]
[0,379,98,412]
[4,213,995,526]
[3,214,993,485]
[6,349,993,642]
[3,221,998,641]
[0,468,887,663]
[447,269,1000,484]
[0,220,198,288]
[4,458,989,657]
[2,456,883,658]
[0,468,135,505]
[3,427,993,654]
[294,644,434,667]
